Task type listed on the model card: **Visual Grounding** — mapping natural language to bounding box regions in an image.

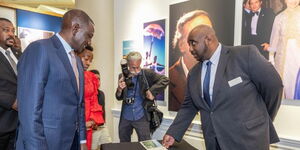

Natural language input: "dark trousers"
[71,131,79,150]
[119,116,151,142]
[0,131,16,150]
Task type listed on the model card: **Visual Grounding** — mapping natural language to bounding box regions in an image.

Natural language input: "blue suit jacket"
[16,35,86,150]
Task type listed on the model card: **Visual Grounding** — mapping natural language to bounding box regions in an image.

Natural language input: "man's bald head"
[59,9,95,53]
[187,25,219,61]
[189,24,217,41]
[61,9,94,31]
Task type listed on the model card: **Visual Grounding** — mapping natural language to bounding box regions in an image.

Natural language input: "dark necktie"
[5,50,17,75]
[203,61,212,107]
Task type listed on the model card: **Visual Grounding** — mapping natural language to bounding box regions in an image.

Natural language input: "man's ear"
[204,35,212,46]
[72,23,80,36]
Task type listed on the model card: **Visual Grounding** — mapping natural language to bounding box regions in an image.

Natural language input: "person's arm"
[144,69,169,96]
[17,42,49,149]
[268,15,281,52]
[0,91,16,110]
[115,74,126,100]
[163,74,198,147]
[247,45,283,120]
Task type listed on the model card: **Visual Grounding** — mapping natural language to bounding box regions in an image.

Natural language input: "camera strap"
[131,75,139,100]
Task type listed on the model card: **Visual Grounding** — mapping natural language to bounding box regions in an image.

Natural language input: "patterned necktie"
[69,51,79,91]
[5,50,17,75]
[203,61,212,107]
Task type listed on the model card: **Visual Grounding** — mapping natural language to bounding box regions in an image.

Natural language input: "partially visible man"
[116,52,169,142]
[0,17,19,150]
[88,69,112,150]
[163,25,283,150]
[244,0,275,59]
[13,36,22,54]
[17,9,94,150]
[242,0,252,45]
[169,10,212,111]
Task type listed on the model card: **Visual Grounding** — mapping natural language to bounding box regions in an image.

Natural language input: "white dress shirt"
[201,43,222,102]
[251,8,261,35]
[55,33,86,144]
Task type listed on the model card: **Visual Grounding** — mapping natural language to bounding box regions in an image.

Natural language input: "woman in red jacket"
[78,45,104,150]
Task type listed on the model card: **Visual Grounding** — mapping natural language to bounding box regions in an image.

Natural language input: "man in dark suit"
[163,25,283,150]
[169,10,212,111]
[16,9,94,150]
[244,0,275,59]
[0,18,20,150]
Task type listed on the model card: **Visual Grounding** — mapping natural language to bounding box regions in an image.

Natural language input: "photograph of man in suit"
[163,25,283,150]
[169,10,212,111]
[244,0,275,59]
[0,18,20,150]
[16,9,94,150]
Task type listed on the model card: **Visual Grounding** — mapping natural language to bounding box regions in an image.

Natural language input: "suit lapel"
[51,36,79,97]
[211,46,230,109]
[191,63,211,110]
[0,51,17,78]
[257,8,264,34]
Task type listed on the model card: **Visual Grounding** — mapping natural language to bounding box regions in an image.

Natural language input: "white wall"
[75,0,115,140]
[0,6,16,26]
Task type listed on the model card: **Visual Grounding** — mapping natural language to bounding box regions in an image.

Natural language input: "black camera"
[125,97,135,104]
[120,59,134,89]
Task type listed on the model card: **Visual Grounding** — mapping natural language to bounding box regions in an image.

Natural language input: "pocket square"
[228,77,243,87]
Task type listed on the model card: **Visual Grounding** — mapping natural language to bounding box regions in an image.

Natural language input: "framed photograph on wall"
[143,19,166,102]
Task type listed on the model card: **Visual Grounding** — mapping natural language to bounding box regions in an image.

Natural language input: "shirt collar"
[180,57,189,77]
[56,33,73,54]
[206,43,221,65]
[0,46,12,54]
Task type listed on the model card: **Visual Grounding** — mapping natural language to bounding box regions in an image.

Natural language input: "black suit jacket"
[245,8,275,59]
[168,59,187,111]
[166,45,283,150]
[0,48,21,135]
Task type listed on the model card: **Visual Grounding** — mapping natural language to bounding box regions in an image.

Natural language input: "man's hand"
[80,143,87,150]
[146,90,155,100]
[162,134,175,148]
[117,76,126,93]
[12,100,17,111]
[261,43,270,51]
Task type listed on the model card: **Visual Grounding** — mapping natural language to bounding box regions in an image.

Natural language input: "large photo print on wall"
[242,0,300,100]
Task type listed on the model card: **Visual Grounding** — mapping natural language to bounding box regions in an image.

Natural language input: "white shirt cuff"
[80,140,86,144]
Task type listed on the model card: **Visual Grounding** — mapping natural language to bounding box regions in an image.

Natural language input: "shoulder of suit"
[223,45,255,57]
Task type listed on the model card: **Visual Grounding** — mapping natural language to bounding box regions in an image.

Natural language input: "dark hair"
[85,45,93,51]
[0,18,12,23]
[61,9,94,31]
[243,0,248,5]
[90,69,100,75]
